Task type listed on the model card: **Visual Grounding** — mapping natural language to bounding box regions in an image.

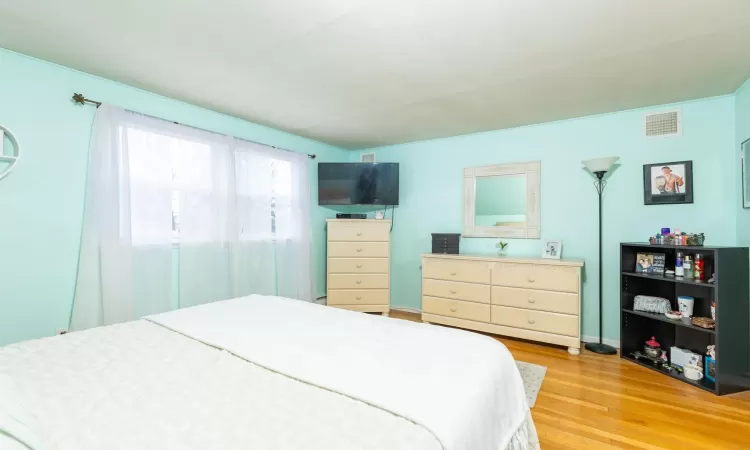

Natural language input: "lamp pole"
[584,171,617,355]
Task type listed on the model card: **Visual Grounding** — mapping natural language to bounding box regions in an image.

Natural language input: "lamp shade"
[582,156,620,173]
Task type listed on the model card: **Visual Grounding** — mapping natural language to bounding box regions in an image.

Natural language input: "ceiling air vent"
[360,152,376,162]
[644,110,681,137]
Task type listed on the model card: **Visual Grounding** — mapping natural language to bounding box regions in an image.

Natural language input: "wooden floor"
[388,311,750,450]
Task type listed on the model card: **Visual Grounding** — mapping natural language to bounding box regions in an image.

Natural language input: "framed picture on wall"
[643,160,693,205]
[742,138,750,209]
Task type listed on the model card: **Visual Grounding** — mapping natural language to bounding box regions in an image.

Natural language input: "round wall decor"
[0,124,20,181]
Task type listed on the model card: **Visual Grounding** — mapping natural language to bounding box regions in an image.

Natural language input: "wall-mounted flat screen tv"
[318,163,399,205]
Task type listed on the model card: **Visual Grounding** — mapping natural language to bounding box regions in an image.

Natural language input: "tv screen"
[318,163,399,205]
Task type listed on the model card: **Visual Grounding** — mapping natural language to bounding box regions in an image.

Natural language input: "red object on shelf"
[694,254,705,281]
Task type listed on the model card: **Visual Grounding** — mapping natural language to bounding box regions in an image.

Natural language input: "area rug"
[516,361,546,407]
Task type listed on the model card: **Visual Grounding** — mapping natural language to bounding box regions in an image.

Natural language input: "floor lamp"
[582,156,620,355]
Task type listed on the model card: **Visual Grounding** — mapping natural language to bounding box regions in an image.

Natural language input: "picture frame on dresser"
[542,240,562,259]
[421,253,584,355]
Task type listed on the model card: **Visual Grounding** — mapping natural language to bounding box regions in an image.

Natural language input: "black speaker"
[336,213,367,219]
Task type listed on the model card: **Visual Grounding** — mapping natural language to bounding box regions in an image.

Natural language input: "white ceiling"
[2,0,750,149]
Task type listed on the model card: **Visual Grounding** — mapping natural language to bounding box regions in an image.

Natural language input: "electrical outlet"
[56,329,68,336]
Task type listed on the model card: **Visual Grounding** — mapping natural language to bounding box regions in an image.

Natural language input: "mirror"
[463,161,540,238]
[474,175,527,226]
[743,139,750,209]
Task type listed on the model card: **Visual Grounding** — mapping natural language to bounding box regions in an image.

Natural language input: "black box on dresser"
[431,233,460,254]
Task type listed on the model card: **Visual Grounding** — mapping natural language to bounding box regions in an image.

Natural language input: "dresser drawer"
[491,306,578,337]
[492,263,578,293]
[423,279,490,304]
[423,296,490,322]
[328,274,389,289]
[492,286,578,315]
[423,258,490,284]
[328,242,389,258]
[327,289,389,306]
[328,258,389,274]
[328,222,390,242]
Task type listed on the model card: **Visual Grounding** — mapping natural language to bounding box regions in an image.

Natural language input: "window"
[234,149,293,241]
[125,125,221,244]
[125,125,294,245]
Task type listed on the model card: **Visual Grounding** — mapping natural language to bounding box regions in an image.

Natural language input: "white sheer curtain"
[71,104,313,330]
[70,105,173,330]
[234,142,313,301]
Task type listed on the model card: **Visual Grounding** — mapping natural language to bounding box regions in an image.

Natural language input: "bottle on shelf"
[676,252,684,277]
[694,254,705,281]
[684,255,693,279]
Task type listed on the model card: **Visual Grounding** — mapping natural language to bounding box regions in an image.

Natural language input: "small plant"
[496,240,509,256]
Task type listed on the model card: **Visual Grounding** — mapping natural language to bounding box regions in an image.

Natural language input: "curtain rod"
[71,93,316,159]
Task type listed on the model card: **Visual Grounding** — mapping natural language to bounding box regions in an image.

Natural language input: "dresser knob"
[528,319,536,324]
[356,248,363,252]
[450,290,457,294]
[356,280,362,284]
[356,232,362,236]
[528,298,536,303]
[450,272,457,276]
[356,264,363,268]
[356,296,362,300]
[450,307,458,312]
[527,277,535,283]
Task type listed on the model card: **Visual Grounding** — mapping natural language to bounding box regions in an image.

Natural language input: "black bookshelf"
[620,243,750,395]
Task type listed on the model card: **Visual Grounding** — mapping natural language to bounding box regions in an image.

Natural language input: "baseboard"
[389,307,422,314]
[581,335,621,349]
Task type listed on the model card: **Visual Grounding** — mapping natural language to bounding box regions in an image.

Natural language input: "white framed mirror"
[463,161,540,238]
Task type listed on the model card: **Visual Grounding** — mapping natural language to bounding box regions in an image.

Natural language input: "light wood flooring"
[388,310,750,450]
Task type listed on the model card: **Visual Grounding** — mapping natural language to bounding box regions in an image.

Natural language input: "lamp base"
[584,342,617,355]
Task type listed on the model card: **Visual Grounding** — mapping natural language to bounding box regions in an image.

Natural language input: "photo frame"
[542,240,562,259]
[634,252,666,276]
[742,138,750,209]
[643,160,693,205]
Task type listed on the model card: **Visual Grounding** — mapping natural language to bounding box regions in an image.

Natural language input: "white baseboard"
[390,307,422,314]
[581,335,621,349]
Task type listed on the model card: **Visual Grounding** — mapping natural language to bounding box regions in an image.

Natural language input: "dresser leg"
[381,311,389,317]
[568,347,581,356]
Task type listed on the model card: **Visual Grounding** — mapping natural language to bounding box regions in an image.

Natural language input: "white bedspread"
[146,295,530,450]
[1,320,442,450]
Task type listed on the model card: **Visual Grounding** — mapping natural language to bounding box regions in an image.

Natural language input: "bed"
[0,295,539,450]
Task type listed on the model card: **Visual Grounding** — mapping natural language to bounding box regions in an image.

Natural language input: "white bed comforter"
[0,295,534,450]
[146,295,531,450]
[1,320,442,450]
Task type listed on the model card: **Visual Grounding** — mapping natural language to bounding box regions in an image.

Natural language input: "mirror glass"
[474,175,527,227]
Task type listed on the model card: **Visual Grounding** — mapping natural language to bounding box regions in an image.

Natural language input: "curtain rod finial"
[72,93,86,105]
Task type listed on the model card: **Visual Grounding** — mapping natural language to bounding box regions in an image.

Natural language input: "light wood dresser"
[326,219,391,316]
[421,253,584,354]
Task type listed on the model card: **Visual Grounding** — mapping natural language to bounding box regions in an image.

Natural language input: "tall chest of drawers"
[421,253,584,354]
[326,219,391,316]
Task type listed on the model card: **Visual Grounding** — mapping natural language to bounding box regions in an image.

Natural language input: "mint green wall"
[361,96,737,341]
[0,48,347,346]
[737,78,750,248]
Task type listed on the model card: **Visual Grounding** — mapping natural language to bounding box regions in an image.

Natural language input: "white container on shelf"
[677,296,695,318]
